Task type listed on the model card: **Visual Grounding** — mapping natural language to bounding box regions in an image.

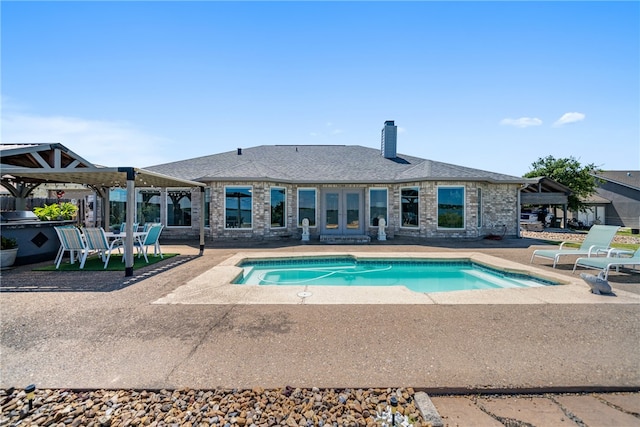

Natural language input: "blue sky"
[2,1,638,177]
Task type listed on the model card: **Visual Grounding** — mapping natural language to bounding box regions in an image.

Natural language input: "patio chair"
[573,248,640,280]
[142,222,160,232]
[82,227,124,269]
[120,222,139,233]
[54,226,89,269]
[134,223,164,262]
[530,225,620,268]
[53,225,77,265]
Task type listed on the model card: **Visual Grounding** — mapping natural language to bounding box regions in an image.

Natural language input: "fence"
[0,196,72,211]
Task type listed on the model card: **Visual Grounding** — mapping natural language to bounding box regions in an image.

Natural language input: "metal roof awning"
[520,177,571,205]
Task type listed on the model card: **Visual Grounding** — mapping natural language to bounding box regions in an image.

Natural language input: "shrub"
[1,236,18,250]
[33,202,78,221]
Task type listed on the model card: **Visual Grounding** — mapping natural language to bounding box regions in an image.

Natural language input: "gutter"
[196,176,530,185]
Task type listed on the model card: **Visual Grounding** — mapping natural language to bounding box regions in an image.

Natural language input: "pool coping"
[153,251,640,305]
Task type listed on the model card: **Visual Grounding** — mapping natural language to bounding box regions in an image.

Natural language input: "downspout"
[199,186,205,256]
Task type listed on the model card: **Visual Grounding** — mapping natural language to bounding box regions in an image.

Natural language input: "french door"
[322,189,363,234]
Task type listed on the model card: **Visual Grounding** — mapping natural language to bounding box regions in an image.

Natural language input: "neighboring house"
[585,170,640,230]
[145,121,529,241]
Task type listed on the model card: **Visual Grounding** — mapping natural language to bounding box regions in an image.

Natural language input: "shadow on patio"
[0,255,197,293]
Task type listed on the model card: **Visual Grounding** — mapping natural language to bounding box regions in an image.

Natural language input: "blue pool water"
[233,257,556,293]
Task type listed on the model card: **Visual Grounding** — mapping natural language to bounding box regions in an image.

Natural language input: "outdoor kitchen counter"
[0,217,75,265]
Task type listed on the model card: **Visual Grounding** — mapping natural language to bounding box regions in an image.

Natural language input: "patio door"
[322,189,363,235]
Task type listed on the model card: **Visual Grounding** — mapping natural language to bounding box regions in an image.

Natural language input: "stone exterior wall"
[158,181,521,241]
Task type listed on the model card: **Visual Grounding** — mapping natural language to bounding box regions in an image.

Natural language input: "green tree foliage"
[524,156,601,212]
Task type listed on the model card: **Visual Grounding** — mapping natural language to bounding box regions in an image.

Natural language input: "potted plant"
[0,235,19,268]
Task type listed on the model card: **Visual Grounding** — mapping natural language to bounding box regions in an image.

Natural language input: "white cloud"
[1,112,171,167]
[499,117,543,128]
[553,112,586,127]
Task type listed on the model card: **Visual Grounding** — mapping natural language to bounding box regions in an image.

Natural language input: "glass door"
[322,189,363,234]
[345,191,361,232]
[325,192,340,230]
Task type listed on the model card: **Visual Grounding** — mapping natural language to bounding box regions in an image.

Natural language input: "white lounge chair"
[530,225,620,268]
[573,248,640,280]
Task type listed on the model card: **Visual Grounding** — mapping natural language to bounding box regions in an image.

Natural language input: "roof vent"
[381,120,397,159]
[237,148,242,155]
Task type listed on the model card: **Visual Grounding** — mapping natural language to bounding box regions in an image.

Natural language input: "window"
[137,189,161,227]
[270,187,286,228]
[297,188,316,227]
[400,187,419,228]
[167,189,192,227]
[225,186,252,229]
[204,187,211,228]
[108,188,127,225]
[477,188,482,228]
[438,186,465,229]
[369,188,388,226]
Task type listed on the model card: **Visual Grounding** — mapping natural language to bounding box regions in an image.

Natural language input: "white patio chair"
[135,223,164,262]
[120,222,139,232]
[54,226,88,269]
[82,227,124,269]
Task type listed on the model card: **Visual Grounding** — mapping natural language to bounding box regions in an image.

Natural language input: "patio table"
[104,231,146,258]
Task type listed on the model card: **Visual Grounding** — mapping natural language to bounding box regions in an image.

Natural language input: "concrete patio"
[1,236,639,425]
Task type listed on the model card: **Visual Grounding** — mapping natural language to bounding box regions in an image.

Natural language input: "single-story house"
[144,121,529,242]
[586,170,640,230]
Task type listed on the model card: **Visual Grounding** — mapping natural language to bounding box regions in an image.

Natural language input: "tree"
[524,156,601,212]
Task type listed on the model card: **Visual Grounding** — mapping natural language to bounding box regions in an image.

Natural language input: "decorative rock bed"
[521,230,640,245]
[0,387,427,426]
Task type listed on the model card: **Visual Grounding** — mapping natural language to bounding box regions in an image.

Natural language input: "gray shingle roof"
[593,170,640,190]
[145,145,525,184]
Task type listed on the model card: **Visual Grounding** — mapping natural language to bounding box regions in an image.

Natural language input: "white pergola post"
[124,168,136,277]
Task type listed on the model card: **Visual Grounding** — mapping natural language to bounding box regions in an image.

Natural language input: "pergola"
[1,143,206,276]
[520,176,571,227]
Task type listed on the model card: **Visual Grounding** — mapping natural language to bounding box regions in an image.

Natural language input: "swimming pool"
[233,256,556,293]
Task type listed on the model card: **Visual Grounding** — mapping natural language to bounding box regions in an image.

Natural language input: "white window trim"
[369,187,388,227]
[297,187,317,228]
[136,188,162,226]
[437,185,466,230]
[165,187,193,228]
[400,186,420,229]
[270,186,287,229]
[224,185,254,230]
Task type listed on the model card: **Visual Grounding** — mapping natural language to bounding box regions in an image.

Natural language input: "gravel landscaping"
[521,229,640,245]
[1,387,426,427]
